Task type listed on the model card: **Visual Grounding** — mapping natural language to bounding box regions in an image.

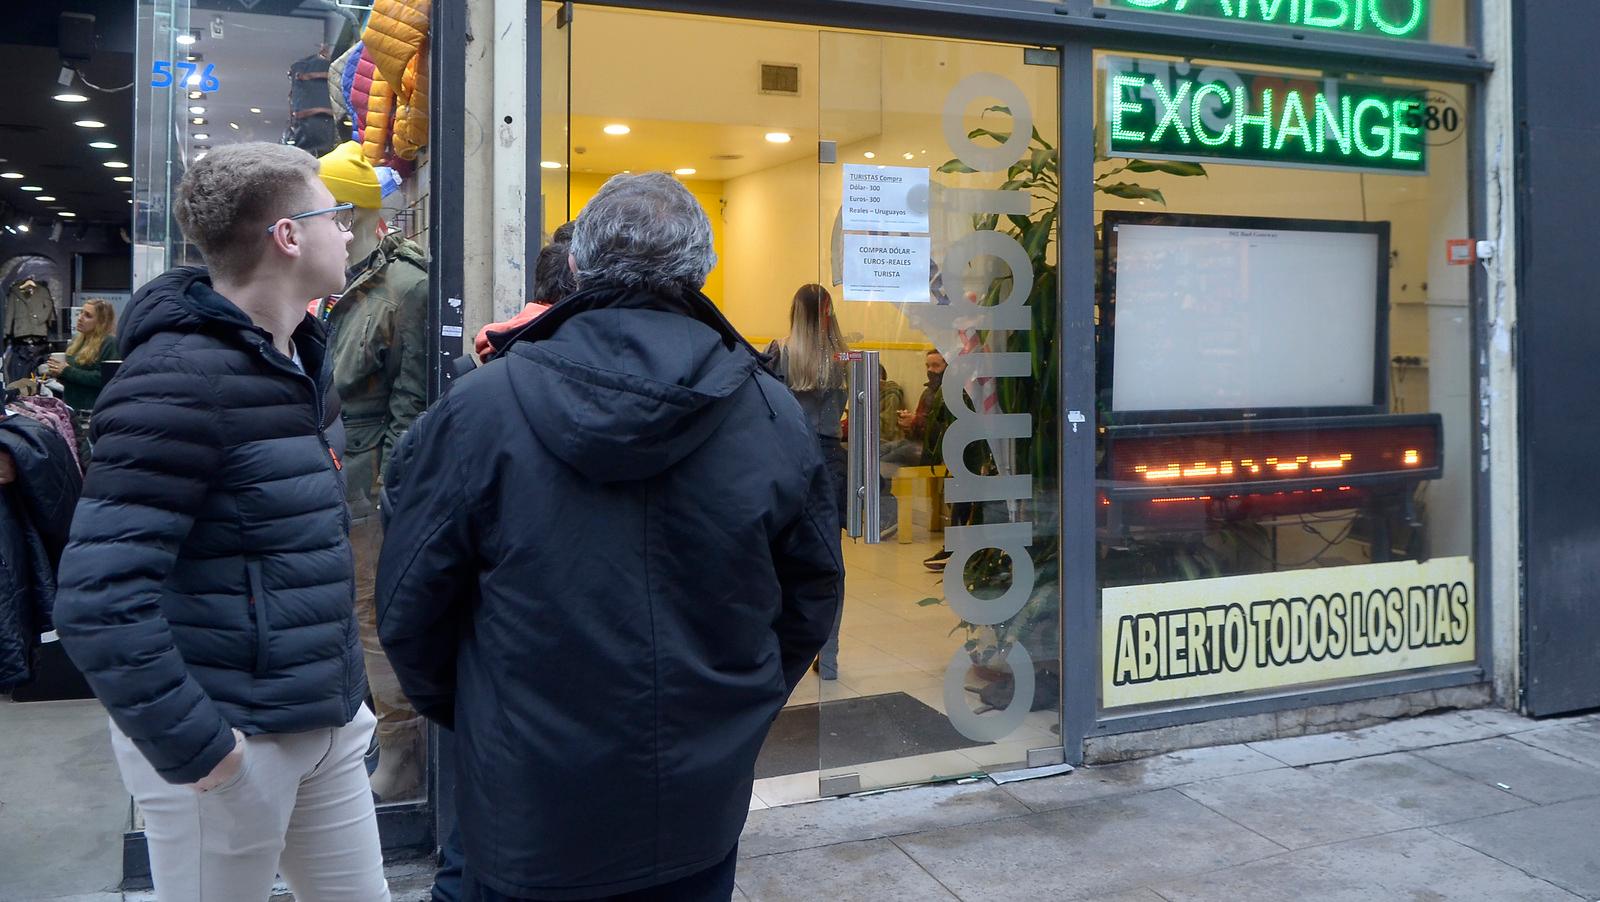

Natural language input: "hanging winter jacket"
[328,41,359,122]
[392,40,429,160]
[364,0,430,90]
[365,0,430,160]
[0,414,82,690]
[349,45,395,165]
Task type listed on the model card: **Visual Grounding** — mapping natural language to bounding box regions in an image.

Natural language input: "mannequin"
[316,140,430,802]
[346,208,384,268]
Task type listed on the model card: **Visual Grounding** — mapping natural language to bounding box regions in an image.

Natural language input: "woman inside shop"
[767,283,850,679]
[45,299,117,463]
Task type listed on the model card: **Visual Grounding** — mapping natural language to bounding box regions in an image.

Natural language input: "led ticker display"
[1103,57,1428,174]
[1107,0,1430,41]
[1104,421,1441,495]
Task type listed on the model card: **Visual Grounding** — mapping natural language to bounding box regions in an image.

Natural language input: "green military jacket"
[325,232,429,515]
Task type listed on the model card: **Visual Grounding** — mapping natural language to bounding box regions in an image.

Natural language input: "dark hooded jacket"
[377,285,842,900]
[54,267,365,785]
[0,415,82,690]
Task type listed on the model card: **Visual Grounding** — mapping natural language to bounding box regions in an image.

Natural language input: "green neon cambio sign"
[1103,58,1428,174]
[1109,0,1429,41]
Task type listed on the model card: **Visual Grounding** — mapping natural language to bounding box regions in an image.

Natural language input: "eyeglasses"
[266,202,355,235]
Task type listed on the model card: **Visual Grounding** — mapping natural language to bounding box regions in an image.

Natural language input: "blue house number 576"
[152,61,220,91]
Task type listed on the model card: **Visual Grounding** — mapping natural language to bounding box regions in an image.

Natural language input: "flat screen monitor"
[1100,211,1389,424]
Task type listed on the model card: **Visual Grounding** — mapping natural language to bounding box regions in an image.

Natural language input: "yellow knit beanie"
[317,141,382,209]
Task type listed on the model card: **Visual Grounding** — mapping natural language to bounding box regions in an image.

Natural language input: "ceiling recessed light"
[19,186,41,192]
[194,133,210,140]
[195,152,207,160]
[903,152,915,160]
[58,211,76,218]
[539,160,562,169]
[16,224,28,233]
[114,176,133,183]
[189,105,206,114]
[89,141,117,150]
[602,124,630,136]
[53,93,89,103]
[73,120,105,129]
[765,132,792,144]
[0,172,22,179]
[863,151,876,159]
[229,122,239,130]
[104,161,129,169]
[185,74,201,87]
[176,33,196,45]
[249,107,262,114]
[673,168,696,176]
[192,118,206,126]
[189,91,204,100]
[35,196,55,202]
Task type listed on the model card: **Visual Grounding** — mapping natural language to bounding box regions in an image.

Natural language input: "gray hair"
[570,172,717,295]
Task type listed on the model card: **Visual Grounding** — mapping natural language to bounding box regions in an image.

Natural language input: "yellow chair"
[888,465,948,544]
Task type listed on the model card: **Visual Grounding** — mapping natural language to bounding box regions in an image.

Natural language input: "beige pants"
[351,515,419,742]
[110,705,391,902]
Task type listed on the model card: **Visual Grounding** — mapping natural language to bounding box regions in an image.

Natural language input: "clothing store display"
[5,278,56,340]
[287,50,339,158]
[328,41,358,122]
[320,140,385,210]
[364,0,432,160]
[14,395,82,474]
[55,266,365,786]
[5,337,50,384]
[377,283,840,899]
[0,414,81,691]
[324,230,429,508]
[317,195,429,796]
[348,44,396,165]
[109,705,391,902]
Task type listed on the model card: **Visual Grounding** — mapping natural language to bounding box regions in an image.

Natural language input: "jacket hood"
[118,267,259,355]
[503,286,763,483]
[119,266,330,367]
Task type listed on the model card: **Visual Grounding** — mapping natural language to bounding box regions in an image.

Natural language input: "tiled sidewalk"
[732,708,1600,901]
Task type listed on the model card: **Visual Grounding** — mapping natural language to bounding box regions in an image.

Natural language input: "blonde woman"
[767,283,851,678]
[46,298,118,461]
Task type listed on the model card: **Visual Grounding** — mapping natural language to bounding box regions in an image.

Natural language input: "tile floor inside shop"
[750,506,1062,811]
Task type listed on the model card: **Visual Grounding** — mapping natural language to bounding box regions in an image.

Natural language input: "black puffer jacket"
[377,285,842,900]
[55,268,364,785]
[0,415,82,690]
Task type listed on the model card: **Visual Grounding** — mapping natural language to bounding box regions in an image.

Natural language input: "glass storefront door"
[554,6,1064,802]
[814,30,1062,795]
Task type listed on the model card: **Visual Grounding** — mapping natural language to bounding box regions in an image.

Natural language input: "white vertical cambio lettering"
[929,73,1041,743]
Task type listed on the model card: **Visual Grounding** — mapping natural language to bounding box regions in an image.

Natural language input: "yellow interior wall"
[556,172,728,306]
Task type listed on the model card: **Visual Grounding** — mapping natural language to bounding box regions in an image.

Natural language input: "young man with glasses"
[55,142,390,901]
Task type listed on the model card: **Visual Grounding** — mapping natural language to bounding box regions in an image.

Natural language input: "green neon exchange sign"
[1103,58,1428,174]
[1109,0,1429,40]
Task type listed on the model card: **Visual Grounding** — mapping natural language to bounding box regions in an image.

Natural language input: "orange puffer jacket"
[350,45,395,165]
[364,0,431,161]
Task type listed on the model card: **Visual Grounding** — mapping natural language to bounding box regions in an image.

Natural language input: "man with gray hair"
[377,171,842,901]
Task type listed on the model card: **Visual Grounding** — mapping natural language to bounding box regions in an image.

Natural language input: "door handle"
[845,350,881,543]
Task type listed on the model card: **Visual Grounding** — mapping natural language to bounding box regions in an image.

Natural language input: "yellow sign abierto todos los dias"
[1102,556,1475,708]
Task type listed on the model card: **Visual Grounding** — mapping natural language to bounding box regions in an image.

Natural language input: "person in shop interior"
[44,298,118,463]
[376,171,842,901]
[886,347,967,571]
[53,142,391,902]
[314,139,431,802]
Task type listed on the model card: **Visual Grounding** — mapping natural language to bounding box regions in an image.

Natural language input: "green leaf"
[1096,182,1167,204]
[967,127,1011,144]
[938,159,978,174]
[984,104,1012,116]
[1125,159,1208,177]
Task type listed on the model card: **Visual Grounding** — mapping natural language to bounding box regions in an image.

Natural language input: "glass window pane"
[1091,50,1476,713]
